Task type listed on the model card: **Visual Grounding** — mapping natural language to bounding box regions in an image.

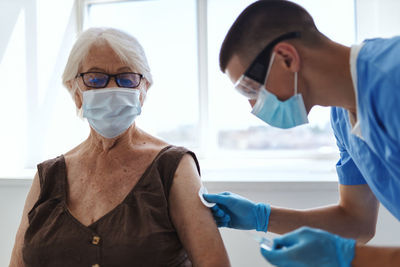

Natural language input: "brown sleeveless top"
[23,145,199,267]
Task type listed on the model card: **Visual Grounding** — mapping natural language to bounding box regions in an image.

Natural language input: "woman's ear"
[74,87,82,109]
[273,42,300,72]
[66,80,72,89]
[139,81,150,105]
[145,80,151,89]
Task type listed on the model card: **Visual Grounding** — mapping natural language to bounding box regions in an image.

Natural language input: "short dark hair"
[219,0,325,72]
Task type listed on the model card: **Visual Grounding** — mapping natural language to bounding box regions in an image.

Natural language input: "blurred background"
[1,0,400,266]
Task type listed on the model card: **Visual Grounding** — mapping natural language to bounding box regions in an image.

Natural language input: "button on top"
[92,236,100,245]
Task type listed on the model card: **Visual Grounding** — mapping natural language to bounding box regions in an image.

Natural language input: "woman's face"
[74,43,146,109]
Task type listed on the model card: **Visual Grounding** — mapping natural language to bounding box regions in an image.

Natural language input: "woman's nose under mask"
[80,87,142,138]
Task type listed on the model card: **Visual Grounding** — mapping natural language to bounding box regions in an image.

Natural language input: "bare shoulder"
[63,141,86,158]
[134,129,174,158]
[168,153,230,266]
[137,128,170,148]
[175,153,199,178]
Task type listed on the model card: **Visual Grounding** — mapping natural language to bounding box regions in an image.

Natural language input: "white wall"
[1,180,399,267]
[0,179,31,267]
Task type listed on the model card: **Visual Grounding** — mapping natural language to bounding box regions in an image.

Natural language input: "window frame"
[77,0,340,181]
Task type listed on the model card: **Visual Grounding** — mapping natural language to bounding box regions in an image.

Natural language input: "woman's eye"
[89,77,106,86]
[119,78,133,87]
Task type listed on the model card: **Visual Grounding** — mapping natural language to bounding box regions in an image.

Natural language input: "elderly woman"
[9,28,230,267]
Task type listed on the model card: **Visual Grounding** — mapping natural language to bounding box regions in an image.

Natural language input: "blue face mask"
[251,53,309,129]
[81,87,142,138]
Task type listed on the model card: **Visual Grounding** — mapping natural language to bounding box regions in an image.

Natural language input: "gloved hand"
[203,192,271,232]
[261,226,356,267]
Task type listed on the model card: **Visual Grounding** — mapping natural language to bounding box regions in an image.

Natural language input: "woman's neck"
[85,124,140,154]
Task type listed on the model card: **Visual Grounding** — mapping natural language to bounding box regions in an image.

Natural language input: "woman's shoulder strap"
[155,145,200,199]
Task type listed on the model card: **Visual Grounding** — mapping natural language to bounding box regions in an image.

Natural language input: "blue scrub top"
[331,36,400,221]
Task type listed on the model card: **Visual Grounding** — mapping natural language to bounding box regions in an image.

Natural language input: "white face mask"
[80,87,142,138]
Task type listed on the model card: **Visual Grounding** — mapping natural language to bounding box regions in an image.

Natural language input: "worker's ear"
[273,42,300,73]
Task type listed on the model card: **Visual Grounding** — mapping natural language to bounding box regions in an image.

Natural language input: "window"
[85,0,200,149]
[0,0,85,173]
[206,0,355,155]
[10,0,399,179]
[83,0,356,163]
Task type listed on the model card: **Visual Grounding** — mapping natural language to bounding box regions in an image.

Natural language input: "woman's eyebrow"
[86,67,106,72]
[84,67,133,73]
[117,66,133,72]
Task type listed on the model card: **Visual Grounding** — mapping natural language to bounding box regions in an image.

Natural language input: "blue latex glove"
[203,192,271,232]
[261,226,356,267]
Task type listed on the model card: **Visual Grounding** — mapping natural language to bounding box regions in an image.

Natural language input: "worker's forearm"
[267,205,373,242]
[352,244,400,266]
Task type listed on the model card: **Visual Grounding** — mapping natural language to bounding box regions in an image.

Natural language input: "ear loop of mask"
[74,79,84,94]
[262,52,276,86]
[265,53,299,97]
[73,79,85,118]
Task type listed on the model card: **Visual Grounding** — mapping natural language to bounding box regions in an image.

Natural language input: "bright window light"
[85,0,355,159]
[0,0,360,177]
[86,0,200,149]
[207,0,355,156]
[0,8,27,171]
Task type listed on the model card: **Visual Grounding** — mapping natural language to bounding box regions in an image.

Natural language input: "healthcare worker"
[203,0,400,266]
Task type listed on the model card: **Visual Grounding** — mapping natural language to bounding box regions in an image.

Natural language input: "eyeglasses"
[234,31,301,99]
[77,72,143,89]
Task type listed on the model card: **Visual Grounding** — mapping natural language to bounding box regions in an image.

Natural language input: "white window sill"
[200,157,337,182]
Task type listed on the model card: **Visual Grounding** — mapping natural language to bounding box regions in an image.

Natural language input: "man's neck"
[302,41,356,113]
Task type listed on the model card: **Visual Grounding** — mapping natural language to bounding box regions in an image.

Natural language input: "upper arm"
[331,108,367,186]
[169,154,230,267]
[9,172,41,267]
[332,110,379,240]
[338,184,379,242]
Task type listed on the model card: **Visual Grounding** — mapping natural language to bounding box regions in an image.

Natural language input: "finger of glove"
[217,221,229,228]
[273,230,303,248]
[215,214,231,224]
[210,205,226,218]
[260,246,289,265]
[210,206,231,225]
[210,204,221,213]
[203,193,232,205]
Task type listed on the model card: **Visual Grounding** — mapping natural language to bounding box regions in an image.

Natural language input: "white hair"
[62,27,153,116]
